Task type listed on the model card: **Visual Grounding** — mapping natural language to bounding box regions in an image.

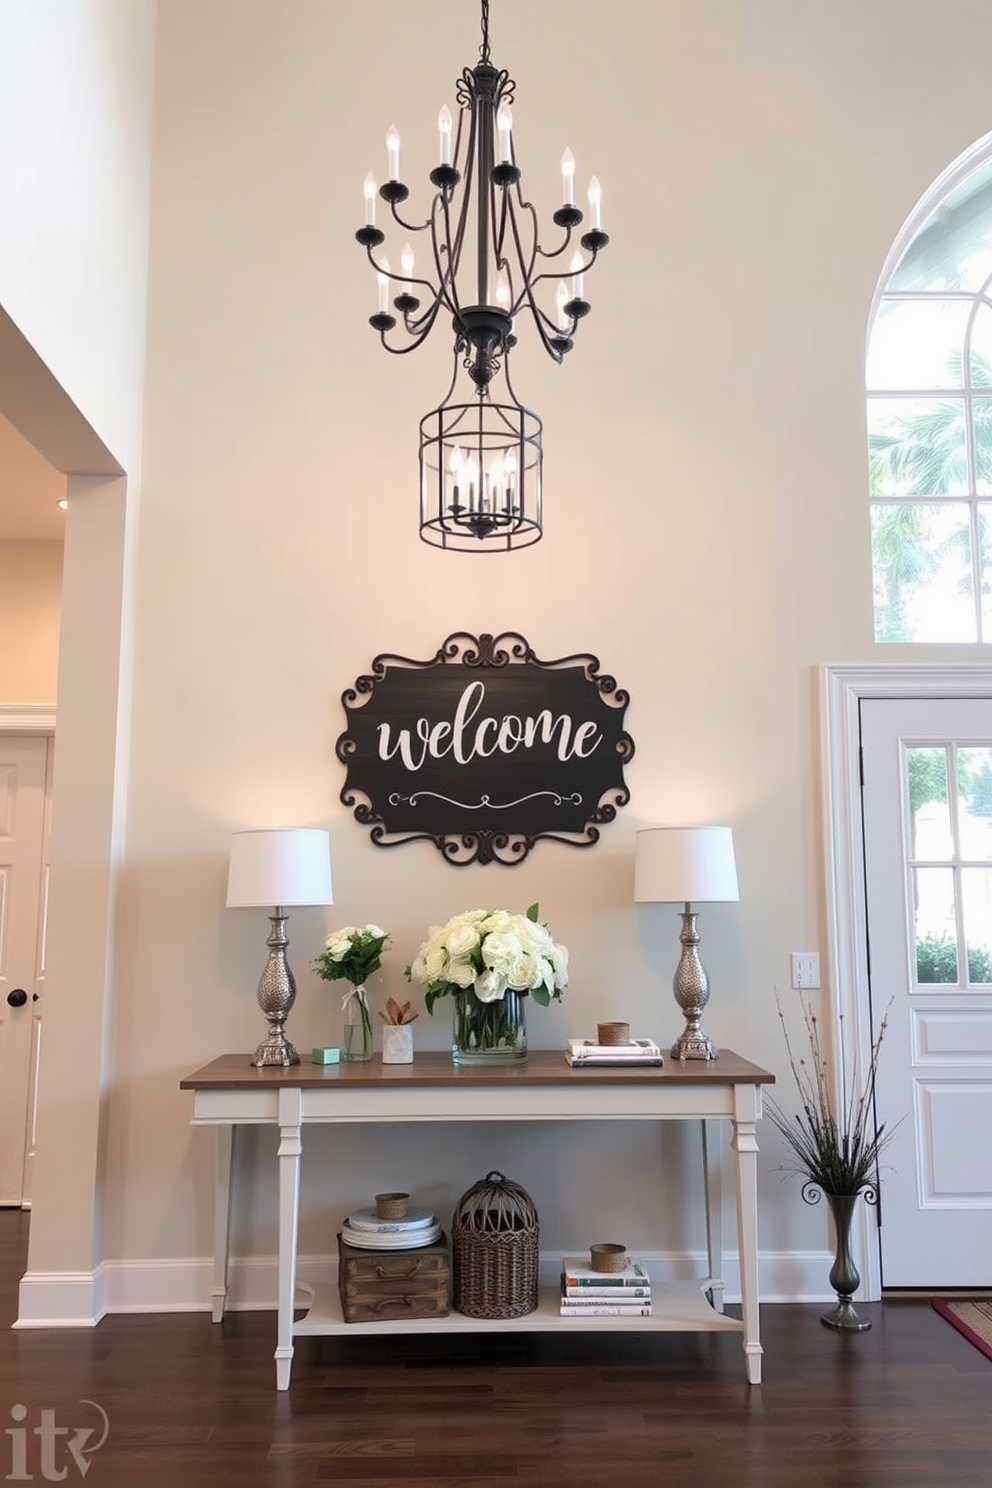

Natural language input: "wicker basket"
[452,1170,539,1319]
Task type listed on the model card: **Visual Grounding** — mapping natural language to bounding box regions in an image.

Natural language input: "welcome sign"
[337,632,634,865]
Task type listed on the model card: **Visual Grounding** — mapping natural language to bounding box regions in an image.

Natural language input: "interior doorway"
[0,731,52,1206]
[0,302,128,1320]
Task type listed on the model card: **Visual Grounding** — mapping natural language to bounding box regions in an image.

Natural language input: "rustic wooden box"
[337,1232,450,1323]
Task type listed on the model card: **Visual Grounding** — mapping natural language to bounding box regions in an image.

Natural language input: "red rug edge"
[931,1298,992,1362]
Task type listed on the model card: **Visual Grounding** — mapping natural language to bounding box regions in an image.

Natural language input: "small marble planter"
[381,1023,414,1064]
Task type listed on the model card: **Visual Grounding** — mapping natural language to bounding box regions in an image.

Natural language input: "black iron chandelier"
[356,0,609,552]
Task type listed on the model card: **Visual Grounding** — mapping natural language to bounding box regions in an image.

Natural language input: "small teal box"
[312,1047,340,1065]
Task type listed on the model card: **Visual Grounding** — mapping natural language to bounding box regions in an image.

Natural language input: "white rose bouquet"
[406,904,567,1063]
[313,924,389,988]
[313,924,389,1063]
[406,904,569,1013]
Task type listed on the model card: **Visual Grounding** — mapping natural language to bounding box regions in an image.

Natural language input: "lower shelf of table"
[293,1278,744,1337]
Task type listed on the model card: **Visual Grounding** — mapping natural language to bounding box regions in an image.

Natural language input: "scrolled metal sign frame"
[337,631,634,865]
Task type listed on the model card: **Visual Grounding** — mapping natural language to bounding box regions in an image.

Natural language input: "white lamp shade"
[634,826,739,904]
[226,828,333,909]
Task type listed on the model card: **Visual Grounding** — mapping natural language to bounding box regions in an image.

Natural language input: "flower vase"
[341,983,373,1062]
[821,1191,871,1332]
[452,988,527,1065]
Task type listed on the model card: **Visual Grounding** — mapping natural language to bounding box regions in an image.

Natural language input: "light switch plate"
[790,952,820,990]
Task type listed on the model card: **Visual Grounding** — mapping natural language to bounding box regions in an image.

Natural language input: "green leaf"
[526,902,539,922]
[425,984,449,1017]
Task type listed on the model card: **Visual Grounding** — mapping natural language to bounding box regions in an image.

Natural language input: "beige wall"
[0,542,62,701]
[103,0,992,1286]
[0,0,155,472]
[0,0,156,1302]
[12,0,992,1313]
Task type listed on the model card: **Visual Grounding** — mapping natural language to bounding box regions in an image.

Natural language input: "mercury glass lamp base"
[252,1033,300,1068]
[669,906,718,1060]
[670,1028,717,1061]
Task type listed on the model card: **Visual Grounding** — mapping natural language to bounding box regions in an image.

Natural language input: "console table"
[180,1050,773,1389]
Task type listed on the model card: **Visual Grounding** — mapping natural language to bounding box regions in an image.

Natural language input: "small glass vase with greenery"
[313,924,390,1062]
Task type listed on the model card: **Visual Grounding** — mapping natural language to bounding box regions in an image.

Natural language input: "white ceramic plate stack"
[341,1204,442,1250]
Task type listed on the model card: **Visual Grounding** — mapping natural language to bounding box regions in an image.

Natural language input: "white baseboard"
[14,1247,842,1323]
[14,1267,106,1327]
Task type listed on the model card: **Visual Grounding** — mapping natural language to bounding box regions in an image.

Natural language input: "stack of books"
[560,1256,652,1316]
[565,1037,664,1067]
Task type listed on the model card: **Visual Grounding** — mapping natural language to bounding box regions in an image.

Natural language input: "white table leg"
[211,1124,234,1322]
[732,1084,763,1384]
[701,1119,725,1313]
[275,1087,303,1391]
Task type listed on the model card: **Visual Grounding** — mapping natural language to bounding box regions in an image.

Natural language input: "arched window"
[868,147,992,643]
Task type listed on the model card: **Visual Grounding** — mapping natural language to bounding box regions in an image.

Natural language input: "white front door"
[0,734,51,1207]
[861,696,992,1287]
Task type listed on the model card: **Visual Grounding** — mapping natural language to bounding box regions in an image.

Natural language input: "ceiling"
[0,411,66,541]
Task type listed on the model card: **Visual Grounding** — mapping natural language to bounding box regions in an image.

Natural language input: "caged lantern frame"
[355,0,609,552]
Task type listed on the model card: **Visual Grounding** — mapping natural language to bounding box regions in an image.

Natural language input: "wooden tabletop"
[180,1049,774,1091]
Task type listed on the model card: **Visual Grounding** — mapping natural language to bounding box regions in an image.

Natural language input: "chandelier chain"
[479,0,491,64]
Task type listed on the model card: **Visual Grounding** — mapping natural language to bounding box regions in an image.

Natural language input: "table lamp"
[226,828,333,1067]
[634,825,739,1061]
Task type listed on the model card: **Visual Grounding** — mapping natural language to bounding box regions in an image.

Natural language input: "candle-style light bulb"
[489,455,505,494]
[377,258,391,314]
[386,125,401,182]
[497,103,514,164]
[465,454,479,511]
[503,447,517,509]
[556,280,570,331]
[496,269,511,310]
[449,445,464,506]
[401,242,415,281]
[363,172,377,227]
[588,176,603,230]
[561,148,575,206]
[438,105,453,166]
[570,250,585,301]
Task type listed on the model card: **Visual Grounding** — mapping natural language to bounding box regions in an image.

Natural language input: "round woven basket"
[452,1171,539,1319]
[597,1022,630,1046]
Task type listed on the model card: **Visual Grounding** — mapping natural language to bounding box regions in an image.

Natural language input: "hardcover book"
[558,1276,651,1300]
[559,1301,653,1317]
[562,1257,651,1288]
[565,1038,664,1067]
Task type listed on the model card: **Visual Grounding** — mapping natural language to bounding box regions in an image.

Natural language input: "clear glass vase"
[452,988,527,1065]
[341,983,373,1062]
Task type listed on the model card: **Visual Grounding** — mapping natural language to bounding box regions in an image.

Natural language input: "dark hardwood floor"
[1,1210,988,1486]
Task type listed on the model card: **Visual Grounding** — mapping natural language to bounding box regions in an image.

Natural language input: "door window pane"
[913,866,959,984]
[962,867,992,984]
[907,747,952,858]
